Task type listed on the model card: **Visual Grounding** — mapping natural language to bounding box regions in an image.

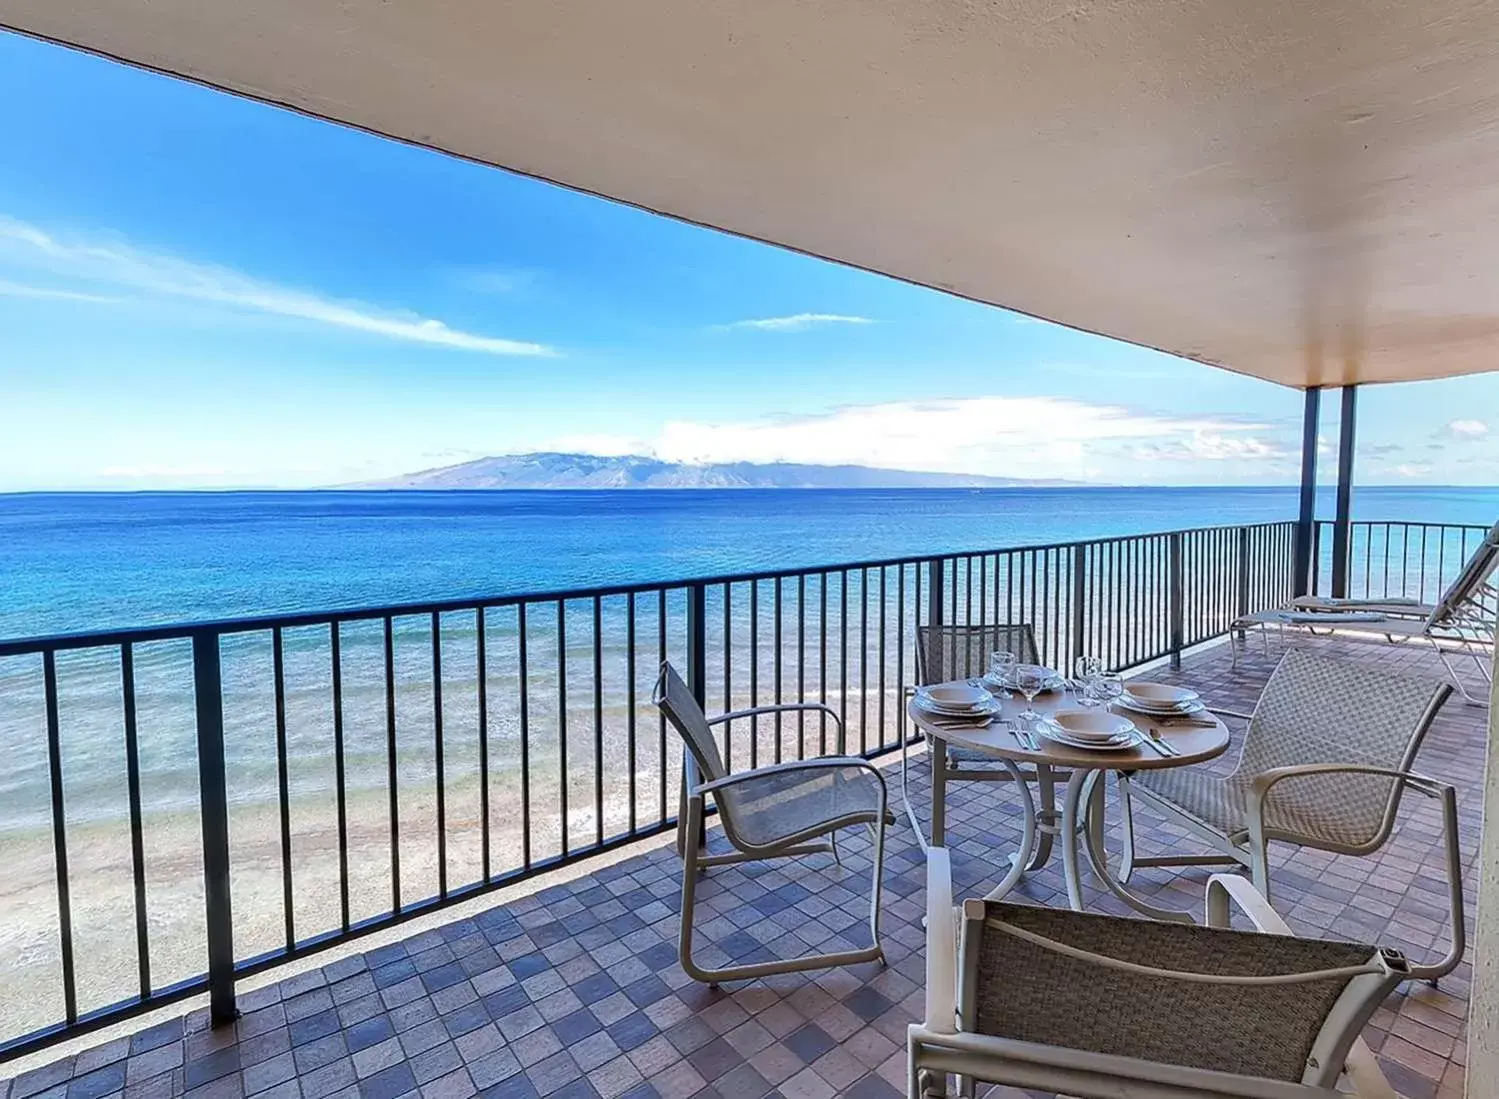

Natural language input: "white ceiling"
[7,0,1499,388]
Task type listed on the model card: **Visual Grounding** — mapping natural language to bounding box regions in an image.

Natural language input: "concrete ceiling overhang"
[6,0,1499,389]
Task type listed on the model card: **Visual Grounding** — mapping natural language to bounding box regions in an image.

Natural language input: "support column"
[1292,387,1321,597]
[1330,385,1358,598]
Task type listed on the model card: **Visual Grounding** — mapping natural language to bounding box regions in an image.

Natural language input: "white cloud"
[570,396,1273,480]
[543,433,650,457]
[0,216,555,356]
[1131,433,1288,462]
[0,278,123,304]
[1394,463,1434,478]
[715,313,873,333]
[1446,419,1489,439]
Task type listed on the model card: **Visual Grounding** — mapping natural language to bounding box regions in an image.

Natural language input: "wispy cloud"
[0,217,556,356]
[547,396,1276,482]
[0,278,122,305]
[714,313,874,333]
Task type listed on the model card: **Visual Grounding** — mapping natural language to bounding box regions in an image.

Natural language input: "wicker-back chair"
[1118,649,1452,925]
[904,624,1061,855]
[653,661,888,985]
[913,820,1463,1098]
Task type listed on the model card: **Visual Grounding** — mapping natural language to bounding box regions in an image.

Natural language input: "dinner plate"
[915,692,1004,717]
[1036,724,1139,751]
[1050,710,1136,741]
[1116,697,1207,717]
[918,683,991,709]
[1123,682,1199,709]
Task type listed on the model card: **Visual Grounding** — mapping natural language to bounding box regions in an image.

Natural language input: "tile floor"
[2,637,1484,1099]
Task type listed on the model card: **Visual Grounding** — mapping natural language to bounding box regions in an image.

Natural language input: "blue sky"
[0,31,1495,492]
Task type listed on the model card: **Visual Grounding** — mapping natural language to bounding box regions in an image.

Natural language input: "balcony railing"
[0,515,1476,1060]
[1312,519,1494,603]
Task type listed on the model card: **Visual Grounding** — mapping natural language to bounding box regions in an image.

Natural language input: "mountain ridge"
[349,452,1085,490]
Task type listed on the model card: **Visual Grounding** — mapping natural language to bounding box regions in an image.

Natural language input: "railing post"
[926,559,945,629]
[1235,526,1251,620]
[1168,532,1184,670]
[192,631,238,1026]
[1070,543,1088,665]
[678,583,708,851]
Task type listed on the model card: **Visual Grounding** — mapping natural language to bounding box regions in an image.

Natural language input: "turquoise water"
[2,485,1495,639]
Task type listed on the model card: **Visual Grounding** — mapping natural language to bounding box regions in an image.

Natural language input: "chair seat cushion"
[720,761,883,848]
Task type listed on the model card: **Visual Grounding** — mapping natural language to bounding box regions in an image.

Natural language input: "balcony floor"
[2,636,1483,1099]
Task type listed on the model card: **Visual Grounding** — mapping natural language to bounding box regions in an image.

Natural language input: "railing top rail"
[1315,518,1492,531]
[0,519,1299,655]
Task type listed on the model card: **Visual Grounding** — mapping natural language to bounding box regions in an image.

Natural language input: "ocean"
[0,484,1494,1043]
[4,485,1497,639]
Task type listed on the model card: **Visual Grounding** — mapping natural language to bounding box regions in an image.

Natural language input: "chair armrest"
[1205,874,1292,934]
[1248,766,1464,981]
[692,756,883,797]
[924,847,958,1034]
[707,703,846,752]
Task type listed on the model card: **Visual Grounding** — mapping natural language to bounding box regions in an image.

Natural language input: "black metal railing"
[1312,520,1493,604]
[0,520,1296,1058]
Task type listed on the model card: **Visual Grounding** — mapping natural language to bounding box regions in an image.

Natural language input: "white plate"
[1050,710,1136,741]
[1123,683,1199,708]
[1116,697,1207,717]
[916,694,1004,718]
[1037,724,1140,751]
[918,683,991,709]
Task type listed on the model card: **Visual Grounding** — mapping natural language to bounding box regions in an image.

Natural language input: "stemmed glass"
[1093,672,1124,712]
[1073,655,1103,706]
[1013,664,1046,723]
[989,650,1017,691]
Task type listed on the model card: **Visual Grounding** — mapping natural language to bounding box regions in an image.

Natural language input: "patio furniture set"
[650,530,1495,1098]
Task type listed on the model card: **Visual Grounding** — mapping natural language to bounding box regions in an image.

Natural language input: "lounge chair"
[911,828,1463,1098]
[653,661,888,985]
[1116,649,1454,933]
[1232,520,1497,703]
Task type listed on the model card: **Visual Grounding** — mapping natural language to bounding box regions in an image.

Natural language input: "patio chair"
[1232,520,1497,703]
[911,829,1464,1099]
[1115,649,1454,928]
[653,661,888,985]
[903,624,1060,852]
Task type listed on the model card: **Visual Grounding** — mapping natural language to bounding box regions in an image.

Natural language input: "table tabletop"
[906,681,1231,771]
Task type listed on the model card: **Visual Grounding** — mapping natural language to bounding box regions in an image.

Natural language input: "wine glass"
[1013,664,1046,723]
[1093,672,1124,712]
[989,649,1017,690]
[1073,655,1103,706]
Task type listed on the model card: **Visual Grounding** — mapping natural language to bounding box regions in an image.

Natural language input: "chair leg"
[831,828,843,867]
[1117,773,1137,884]
[1250,841,1273,906]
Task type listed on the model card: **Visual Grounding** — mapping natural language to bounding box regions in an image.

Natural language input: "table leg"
[1027,764,1056,871]
[931,736,947,847]
[1081,771,1197,924]
[982,759,1038,902]
[1061,768,1091,911]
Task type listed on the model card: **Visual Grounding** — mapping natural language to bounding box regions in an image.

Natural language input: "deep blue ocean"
[2,485,1496,639]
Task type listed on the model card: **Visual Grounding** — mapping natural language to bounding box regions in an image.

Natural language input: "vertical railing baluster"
[749,580,759,768]
[897,564,907,742]
[556,601,568,857]
[773,578,783,764]
[431,613,447,899]
[192,632,237,1025]
[878,567,887,750]
[626,593,637,835]
[43,651,77,1025]
[1070,543,1087,666]
[477,609,490,880]
[331,622,350,930]
[859,568,868,754]
[838,570,848,755]
[520,603,533,868]
[1168,533,1184,669]
[655,592,665,827]
[593,596,604,847]
[383,617,401,911]
[120,644,151,997]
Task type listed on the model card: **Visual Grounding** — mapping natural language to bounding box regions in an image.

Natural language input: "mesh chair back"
[1236,648,1450,848]
[654,662,729,786]
[971,901,1379,1083]
[1424,519,1499,630]
[916,624,1039,685]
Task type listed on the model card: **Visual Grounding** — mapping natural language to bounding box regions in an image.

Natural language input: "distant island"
[350,452,1084,490]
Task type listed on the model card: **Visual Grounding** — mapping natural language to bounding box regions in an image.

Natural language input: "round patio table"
[907,685,1230,923]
